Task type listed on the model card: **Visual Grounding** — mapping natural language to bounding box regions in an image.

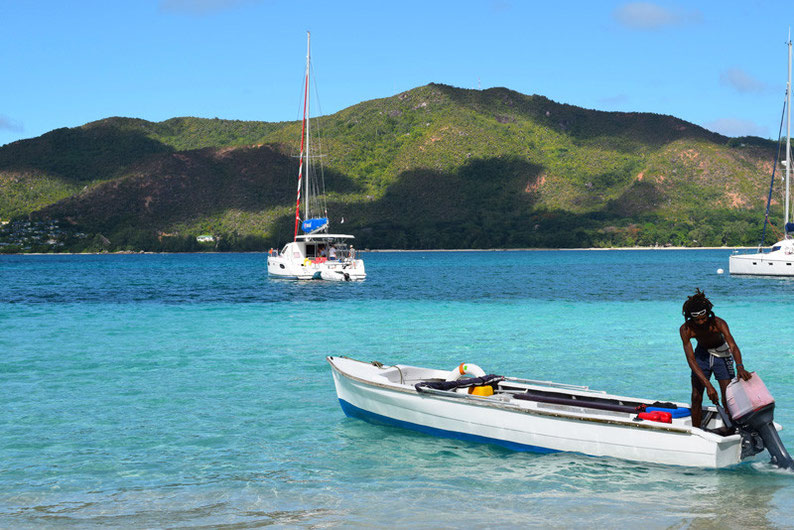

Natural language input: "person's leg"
[718,379,731,408]
[713,357,736,409]
[690,348,713,429]
[691,375,705,428]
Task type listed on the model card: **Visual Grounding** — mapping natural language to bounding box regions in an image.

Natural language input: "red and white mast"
[785,30,791,235]
[293,31,311,241]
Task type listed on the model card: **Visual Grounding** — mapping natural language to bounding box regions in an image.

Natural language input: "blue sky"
[0,0,791,147]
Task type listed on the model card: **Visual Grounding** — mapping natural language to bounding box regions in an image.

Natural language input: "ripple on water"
[2,251,794,527]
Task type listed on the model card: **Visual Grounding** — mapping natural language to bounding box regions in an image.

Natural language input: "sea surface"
[2,250,793,528]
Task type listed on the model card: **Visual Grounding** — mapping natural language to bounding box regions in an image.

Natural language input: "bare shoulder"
[679,321,692,338]
[714,316,730,330]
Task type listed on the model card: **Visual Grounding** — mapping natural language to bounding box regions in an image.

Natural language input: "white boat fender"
[446,363,486,381]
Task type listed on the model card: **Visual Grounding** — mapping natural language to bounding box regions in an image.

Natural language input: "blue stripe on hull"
[338,398,558,454]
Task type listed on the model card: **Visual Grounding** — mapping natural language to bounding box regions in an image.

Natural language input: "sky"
[0,0,792,147]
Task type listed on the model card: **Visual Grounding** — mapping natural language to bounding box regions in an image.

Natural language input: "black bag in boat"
[415,374,505,393]
[649,401,679,409]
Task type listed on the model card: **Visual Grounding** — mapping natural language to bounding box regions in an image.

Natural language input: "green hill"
[0,83,783,252]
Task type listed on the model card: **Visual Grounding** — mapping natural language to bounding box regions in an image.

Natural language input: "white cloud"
[703,118,767,138]
[159,0,257,14]
[0,115,23,133]
[613,2,701,30]
[719,68,767,93]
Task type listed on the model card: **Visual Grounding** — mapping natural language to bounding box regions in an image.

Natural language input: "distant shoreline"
[364,246,754,252]
[6,246,758,256]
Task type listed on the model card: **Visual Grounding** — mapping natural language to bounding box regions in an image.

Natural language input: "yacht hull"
[729,249,794,276]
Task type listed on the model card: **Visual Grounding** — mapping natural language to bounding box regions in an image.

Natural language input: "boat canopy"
[302,218,328,234]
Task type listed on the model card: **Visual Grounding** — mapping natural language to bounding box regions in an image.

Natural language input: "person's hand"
[706,383,719,403]
[738,366,752,381]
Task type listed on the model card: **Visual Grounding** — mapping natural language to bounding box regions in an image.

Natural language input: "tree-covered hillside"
[0,83,783,253]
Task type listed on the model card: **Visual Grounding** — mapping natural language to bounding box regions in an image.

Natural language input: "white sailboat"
[267,32,366,281]
[730,35,794,276]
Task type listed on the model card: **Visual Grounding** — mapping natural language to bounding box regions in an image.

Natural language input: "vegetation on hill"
[0,83,784,253]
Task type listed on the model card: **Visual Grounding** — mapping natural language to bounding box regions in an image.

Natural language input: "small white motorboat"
[327,356,791,469]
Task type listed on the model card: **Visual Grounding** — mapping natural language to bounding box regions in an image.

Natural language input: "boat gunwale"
[327,356,729,439]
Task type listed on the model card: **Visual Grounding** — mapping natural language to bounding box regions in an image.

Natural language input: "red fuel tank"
[637,411,672,423]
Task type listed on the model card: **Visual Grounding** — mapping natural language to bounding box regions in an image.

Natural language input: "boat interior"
[376,364,734,434]
[305,242,351,259]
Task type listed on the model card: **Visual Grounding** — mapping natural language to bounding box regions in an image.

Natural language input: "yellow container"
[469,385,494,397]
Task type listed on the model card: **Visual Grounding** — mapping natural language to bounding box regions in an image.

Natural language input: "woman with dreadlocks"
[679,288,752,430]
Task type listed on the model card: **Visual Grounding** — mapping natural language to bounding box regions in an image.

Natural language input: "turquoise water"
[2,250,794,527]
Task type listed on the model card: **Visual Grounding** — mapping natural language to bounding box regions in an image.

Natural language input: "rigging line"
[294,64,308,125]
[309,60,330,221]
[759,96,788,250]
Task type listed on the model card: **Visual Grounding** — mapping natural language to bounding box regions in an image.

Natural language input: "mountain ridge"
[0,83,781,252]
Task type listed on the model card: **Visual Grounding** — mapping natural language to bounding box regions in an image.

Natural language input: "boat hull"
[328,357,744,468]
[267,237,366,281]
[338,397,559,453]
[267,255,366,280]
[729,250,794,276]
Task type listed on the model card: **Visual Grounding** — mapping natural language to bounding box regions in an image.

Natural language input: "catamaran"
[267,32,366,281]
[730,35,794,276]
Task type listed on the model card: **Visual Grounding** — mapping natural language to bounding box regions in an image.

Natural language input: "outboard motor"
[726,373,793,469]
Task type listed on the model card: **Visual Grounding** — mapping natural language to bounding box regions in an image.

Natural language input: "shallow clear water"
[1,250,793,527]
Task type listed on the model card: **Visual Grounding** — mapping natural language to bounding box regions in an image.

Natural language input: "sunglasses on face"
[690,309,707,318]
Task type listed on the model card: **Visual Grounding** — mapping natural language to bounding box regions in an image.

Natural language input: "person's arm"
[716,317,752,381]
[680,324,720,402]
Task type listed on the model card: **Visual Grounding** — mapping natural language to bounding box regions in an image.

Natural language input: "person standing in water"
[679,288,752,429]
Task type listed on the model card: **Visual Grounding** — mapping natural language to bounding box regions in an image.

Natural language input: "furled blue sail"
[302,218,328,234]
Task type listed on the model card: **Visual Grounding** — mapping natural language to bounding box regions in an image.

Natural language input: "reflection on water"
[325,419,792,528]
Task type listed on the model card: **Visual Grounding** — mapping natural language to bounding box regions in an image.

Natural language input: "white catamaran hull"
[267,236,366,281]
[267,256,366,280]
[328,357,758,468]
[729,241,794,276]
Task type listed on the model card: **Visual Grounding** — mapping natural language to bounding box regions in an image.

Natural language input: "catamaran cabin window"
[772,246,781,251]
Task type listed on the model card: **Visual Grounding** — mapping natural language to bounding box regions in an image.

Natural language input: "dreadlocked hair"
[682,288,714,322]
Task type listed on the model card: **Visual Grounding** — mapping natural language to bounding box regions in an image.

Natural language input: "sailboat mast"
[786,32,792,235]
[305,32,312,221]
[293,31,311,241]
